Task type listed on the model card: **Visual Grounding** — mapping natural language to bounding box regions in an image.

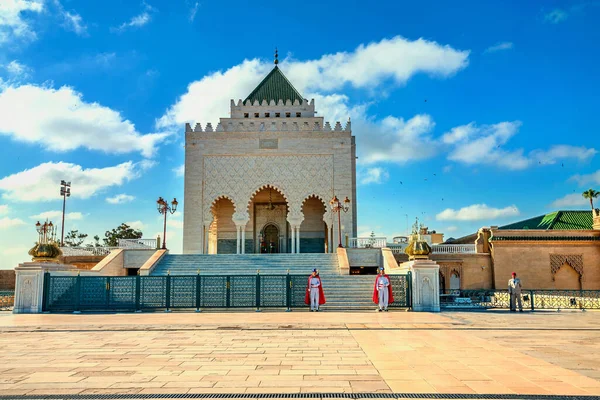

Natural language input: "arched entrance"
[208,197,236,254]
[261,223,280,253]
[554,263,582,290]
[300,196,327,253]
[249,185,289,253]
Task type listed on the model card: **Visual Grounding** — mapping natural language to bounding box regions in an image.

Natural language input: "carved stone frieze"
[550,254,583,281]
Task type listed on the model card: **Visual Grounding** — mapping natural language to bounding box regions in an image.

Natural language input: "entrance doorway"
[262,224,279,253]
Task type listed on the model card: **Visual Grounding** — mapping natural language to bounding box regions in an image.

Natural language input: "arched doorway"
[450,272,460,290]
[209,197,236,254]
[261,224,280,253]
[300,196,327,253]
[249,185,289,253]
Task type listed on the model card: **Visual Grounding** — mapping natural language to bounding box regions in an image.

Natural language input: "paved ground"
[0,310,599,396]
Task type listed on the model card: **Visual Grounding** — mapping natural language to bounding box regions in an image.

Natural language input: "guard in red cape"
[373,267,394,311]
[305,269,326,311]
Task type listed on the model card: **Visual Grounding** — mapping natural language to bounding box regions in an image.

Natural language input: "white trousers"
[310,288,320,310]
[378,288,389,309]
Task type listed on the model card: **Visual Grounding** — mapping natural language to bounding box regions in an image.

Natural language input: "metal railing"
[387,244,407,254]
[42,273,411,312]
[0,290,14,310]
[60,247,121,256]
[431,244,477,254]
[117,238,158,249]
[348,237,387,249]
[440,288,600,310]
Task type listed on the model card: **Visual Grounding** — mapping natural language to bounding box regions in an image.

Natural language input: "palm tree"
[582,189,600,211]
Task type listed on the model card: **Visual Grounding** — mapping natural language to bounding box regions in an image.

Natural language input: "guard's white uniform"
[508,277,523,311]
[310,277,321,311]
[377,276,390,310]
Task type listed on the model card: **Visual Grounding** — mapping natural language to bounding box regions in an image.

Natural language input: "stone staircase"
[150,254,381,311]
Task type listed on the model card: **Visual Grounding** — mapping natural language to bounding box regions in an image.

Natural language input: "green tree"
[86,235,101,248]
[63,229,88,247]
[103,223,143,247]
[582,189,600,211]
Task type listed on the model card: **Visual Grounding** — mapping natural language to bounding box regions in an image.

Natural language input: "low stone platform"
[0,311,599,397]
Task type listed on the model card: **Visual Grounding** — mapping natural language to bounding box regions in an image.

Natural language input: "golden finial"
[274,48,279,65]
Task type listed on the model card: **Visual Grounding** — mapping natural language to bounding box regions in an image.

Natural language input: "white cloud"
[551,193,588,208]
[0,0,44,45]
[545,9,568,23]
[436,204,520,221]
[0,84,169,157]
[62,11,87,35]
[173,164,184,177]
[125,220,145,231]
[167,219,183,229]
[445,226,458,233]
[106,193,135,204]
[188,1,199,22]
[52,0,87,36]
[358,167,389,185]
[29,211,83,221]
[0,161,144,202]
[484,42,513,53]
[531,145,597,165]
[444,122,596,170]
[0,216,26,229]
[2,245,28,255]
[157,36,469,166]
[3,60,31,79]
[570,169,600,186]
[0,204,8,215]
[112,2,155,33]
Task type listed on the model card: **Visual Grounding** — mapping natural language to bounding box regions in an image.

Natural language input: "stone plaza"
[0,311,599,397]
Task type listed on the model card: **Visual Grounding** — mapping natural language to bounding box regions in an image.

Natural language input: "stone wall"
[0,269,15,290]
[491,239,600,290]
[60,255,105,270]
[346,249,380,267]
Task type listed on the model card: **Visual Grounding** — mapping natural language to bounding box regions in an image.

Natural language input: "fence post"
[74,272,81,314]
[135,272,141,312]
[226,276,231,308]
[286,270,291,312]
[407,271,413,310]
[256,270,261,312]
[196,270,201,312]
[530,290,535,311]
[165,272,171,312]
[42,271,50,312]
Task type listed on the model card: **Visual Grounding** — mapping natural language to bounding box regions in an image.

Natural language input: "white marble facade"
[183,66,357,254]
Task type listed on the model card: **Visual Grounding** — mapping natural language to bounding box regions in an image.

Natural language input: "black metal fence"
[42,273,411,312]
[440,288,600,310]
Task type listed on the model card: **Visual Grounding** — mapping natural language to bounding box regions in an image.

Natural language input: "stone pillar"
[295,226,301,254]
[236,226,241,254]
[241,226,246,254]
[13,262,78,314]
[203,224,209,254]
[290,227,296,254]
[397,259,441,312]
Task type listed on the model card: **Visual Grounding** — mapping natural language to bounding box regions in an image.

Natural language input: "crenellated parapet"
[231,98,315,118]
[185,118,352,134]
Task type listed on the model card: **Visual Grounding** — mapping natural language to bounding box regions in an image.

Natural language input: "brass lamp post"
[330,195,350,248]
[156,197,178,250]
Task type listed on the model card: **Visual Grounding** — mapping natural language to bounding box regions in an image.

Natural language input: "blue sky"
[0,0,599,268]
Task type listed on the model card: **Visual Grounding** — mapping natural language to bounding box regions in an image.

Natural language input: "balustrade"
[348,237,387,249]
[431,244,476,254]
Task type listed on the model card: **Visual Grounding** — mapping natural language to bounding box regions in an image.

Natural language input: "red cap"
[511,272,516,276]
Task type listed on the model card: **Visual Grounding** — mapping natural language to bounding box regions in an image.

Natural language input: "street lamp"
[330,195,350,248]
[36,220,57,244]
[59,180,71,246]
[157,197,178,250]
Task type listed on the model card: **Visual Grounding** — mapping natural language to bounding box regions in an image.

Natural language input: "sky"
[0,0,599,269]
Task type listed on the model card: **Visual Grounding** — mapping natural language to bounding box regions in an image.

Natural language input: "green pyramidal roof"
[244,66,305,105]
[499,211,593,230]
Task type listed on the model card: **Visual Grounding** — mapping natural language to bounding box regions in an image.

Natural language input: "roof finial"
[274,47,279,65]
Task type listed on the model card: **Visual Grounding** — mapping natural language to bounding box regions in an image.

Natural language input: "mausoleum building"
[183,60,357,254]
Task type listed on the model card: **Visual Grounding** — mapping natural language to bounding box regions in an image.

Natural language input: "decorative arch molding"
[550,254,584,281]
[301,194,331,224]
[246,184,290,214]
[438,262,463,281]
[207,194,237,221]
[202,154,334,222]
